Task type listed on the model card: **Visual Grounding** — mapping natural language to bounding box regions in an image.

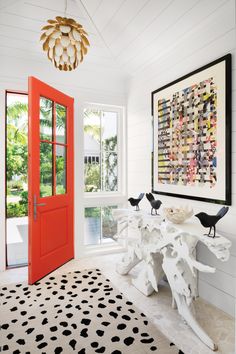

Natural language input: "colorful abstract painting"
[152,54,231,204]
[157,78,217,188]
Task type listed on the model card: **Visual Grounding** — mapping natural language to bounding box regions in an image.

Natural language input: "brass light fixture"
[40,15,90,71]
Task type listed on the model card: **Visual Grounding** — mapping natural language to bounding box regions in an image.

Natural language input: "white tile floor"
[0,253,234,354]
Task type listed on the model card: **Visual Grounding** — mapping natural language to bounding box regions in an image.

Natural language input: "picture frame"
[151,54,231,205]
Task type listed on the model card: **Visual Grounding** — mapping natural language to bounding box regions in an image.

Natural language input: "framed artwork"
[151,54,231,205]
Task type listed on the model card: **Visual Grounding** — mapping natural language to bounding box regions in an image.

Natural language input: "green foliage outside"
[7,189,29,218]
[84,207,100,218]
[83,109,118,242]
[84,163,100,192]
[102,136,117,192]
[7,99,66,217]
[85,206,117,241]
[7,200,28,218]
[7,103,28,182]
[102,206,117,239]
[84,109,118,192]
[6,100,28,218]
[7,104,118,219]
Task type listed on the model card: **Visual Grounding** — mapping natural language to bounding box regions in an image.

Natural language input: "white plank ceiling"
[0,0,229,78]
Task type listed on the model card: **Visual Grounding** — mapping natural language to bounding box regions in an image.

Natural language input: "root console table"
[113,209,231,351]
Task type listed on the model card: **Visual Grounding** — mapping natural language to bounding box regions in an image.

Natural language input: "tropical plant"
[84,163,100,192]
[102,136,118,191]
[84,109,118,192]
[7,202,27,218]
[6,101,28,182]
[85,207,100,218]
[40,99,66,140]
[7,102,28,123]
[102,206,117,239]
[7,98,68,217]
[20,191,28,205]
[6,100,28,217]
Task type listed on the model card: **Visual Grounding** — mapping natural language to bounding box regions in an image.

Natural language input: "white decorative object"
[164,205,193,224]
[113,209,231,351]
[40,16,89,71]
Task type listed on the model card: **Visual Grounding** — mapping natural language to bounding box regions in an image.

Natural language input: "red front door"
[28,77,74,284]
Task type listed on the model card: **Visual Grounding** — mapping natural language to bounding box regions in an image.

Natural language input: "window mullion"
[100,207,102,245]
[100,111,102,192]
[52,101,56,195]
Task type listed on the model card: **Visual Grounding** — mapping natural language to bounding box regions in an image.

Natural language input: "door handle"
[33,195,46,221]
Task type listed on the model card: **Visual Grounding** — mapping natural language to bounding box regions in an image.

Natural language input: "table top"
[113,208,232,251]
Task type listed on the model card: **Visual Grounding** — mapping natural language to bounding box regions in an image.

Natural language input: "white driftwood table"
[113,209,231,351]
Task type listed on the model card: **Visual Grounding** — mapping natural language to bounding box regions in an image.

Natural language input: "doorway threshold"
[6,263,28,270]
[0,265,28,285]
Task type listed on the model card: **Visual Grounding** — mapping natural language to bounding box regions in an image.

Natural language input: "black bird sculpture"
[195,206,229,238]
[146,193,162,215]
[128,193,144,211]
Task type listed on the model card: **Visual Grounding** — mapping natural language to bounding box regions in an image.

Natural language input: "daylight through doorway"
[6,92,28,267]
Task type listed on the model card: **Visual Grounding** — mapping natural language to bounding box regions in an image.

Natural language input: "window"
[84,206,117,245]
[83,104,125,248]
[84,108,120,193]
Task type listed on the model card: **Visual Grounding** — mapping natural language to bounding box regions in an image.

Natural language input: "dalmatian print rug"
[0,269,184,353]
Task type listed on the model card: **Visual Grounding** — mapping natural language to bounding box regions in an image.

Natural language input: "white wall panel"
[197,243,236,276]
[199,270,235,298]
[198,279,235,316]
[129,29,236,103]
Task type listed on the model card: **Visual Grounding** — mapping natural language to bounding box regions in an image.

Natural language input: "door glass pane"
[56,103,66,144]
[102,152,118,191]
[56,145,66,195]
[40,97,53,141]
[40,143,53,197]
[101,111,117,152]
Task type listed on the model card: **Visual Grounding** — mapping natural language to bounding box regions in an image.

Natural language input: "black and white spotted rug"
[0,269,183,353]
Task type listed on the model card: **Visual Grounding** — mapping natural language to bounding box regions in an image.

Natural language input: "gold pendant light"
[40,15,90,71]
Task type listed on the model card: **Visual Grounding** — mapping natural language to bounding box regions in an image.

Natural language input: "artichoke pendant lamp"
[40,1,90,71]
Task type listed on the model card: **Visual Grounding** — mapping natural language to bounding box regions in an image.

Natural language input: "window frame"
[83,103,125,197]
[5,90,29,268]
[83,103,127,251]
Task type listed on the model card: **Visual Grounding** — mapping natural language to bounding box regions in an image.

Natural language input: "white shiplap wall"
[127,0,236,317]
